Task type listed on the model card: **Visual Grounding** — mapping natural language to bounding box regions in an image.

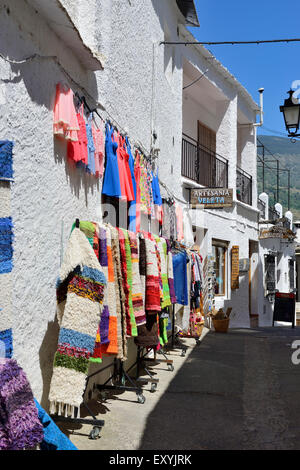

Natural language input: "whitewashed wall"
[0,0,187,405]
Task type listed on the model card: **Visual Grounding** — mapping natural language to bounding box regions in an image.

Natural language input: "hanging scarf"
[155,236,171,309]
[0,141,13,180]
[49,228,106,418]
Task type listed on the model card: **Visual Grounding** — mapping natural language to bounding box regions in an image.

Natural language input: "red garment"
[117,133,135,202]
[134,150,142,232]
[67,107,88,164]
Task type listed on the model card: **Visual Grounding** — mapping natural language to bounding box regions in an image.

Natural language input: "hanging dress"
[85,114,96,175]
[67,104,88,166]
[126,137,137,231]
[117,134,135,202]
[102,123,122,198]
[92,120,104,178]
[53,83,79,142]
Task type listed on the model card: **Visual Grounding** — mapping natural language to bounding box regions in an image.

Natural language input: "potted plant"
[208,307,232,333]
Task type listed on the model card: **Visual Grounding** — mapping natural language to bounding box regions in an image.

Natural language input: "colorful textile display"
[49,228,106,418]
[0,359,44,450]
[34,399,77,450]
[53,83,79,142]
[0,140,13,179]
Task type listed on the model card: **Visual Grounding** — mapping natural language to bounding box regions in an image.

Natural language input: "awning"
[176,0,200,27]
[27,0,103,70]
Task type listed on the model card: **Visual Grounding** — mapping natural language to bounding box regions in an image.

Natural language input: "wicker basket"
[212,318,230,333]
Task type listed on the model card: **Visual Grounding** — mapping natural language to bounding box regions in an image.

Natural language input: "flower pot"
[212,318,230,333]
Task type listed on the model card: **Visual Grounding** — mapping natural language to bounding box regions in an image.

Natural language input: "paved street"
[139,326,300,450]
[64,326,300,450]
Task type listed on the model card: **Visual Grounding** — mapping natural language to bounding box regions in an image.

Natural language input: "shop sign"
[259,229,282,239]
[190,188,233,209]
[231,245,239,290]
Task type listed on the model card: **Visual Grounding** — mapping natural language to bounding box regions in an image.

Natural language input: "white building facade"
[0,0,263,404]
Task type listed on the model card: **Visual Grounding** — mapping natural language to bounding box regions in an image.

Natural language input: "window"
[212,242,227,296]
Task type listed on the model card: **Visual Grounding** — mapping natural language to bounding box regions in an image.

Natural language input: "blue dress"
[151,170,162,206]
[102,123,122,197]
[126,137,137,231]
[86,115,95,175]
[172,251,188,305]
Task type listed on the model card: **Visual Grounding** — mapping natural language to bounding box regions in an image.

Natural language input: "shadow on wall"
[54,137,100,204]
[38,317,60,410]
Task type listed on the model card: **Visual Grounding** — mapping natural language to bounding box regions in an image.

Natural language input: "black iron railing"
[236,167,252,205]
[258,197,266,219]
[181,134,228,188]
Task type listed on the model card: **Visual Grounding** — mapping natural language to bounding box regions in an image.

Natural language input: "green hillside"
[257,135,300,221]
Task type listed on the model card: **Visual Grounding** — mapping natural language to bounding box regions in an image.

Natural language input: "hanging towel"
[49,228,106,418]
[166,240,176,304]
[155,236,171,309]
[0,359,44,450]
[0,140,13,179]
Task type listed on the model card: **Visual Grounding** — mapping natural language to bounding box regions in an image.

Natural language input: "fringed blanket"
[0,359,44,450]
[49,228,106,418]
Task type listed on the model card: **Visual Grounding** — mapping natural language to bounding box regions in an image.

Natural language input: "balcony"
[236,166,252,206]
[181,134,228,188]
[269,205,280,222]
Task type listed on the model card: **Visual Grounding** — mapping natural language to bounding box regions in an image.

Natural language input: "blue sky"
[189,0,300,136]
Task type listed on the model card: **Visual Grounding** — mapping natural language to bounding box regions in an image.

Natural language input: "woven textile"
[110,225,127,360]
[49,228,106,418]
[128,231,146,326]
[0,217,13,274]
[144,237,161,313]
[155,236,171,309]
[0,141,13,179]
[0,359,44,450]
[99,224,118,356]
[166,240,176,304]
[118,228,137,337]
[34,399,77,450]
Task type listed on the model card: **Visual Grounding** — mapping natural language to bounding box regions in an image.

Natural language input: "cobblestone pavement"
[60,326,300,450]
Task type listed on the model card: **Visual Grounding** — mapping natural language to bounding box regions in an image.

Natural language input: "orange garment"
[117,133,135,202]
[53,83,79,142]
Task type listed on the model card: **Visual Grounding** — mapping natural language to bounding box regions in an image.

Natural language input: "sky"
[189,0,300,137]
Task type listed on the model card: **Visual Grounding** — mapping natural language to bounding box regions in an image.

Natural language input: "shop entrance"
[249,240,259,327]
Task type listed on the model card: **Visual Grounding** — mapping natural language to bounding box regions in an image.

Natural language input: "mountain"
[256,135,300,221]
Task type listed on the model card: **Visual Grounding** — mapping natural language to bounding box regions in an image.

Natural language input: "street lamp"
[280,90,300,139]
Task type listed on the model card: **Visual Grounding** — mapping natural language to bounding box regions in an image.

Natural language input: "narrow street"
[139,327,300,450]
[63,326,300,450]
